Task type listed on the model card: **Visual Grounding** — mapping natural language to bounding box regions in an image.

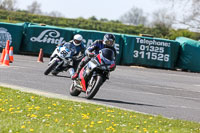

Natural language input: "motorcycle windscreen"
[100,48,115,61]
[63,43,77,55]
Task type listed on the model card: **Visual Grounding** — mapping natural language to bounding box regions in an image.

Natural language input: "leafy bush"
[0,9,200,40]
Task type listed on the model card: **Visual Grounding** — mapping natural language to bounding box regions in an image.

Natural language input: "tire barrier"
[176,37,200,72]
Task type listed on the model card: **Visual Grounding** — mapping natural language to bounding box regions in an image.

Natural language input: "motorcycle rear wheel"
[86,75,103,99]
[44,60,58,75]
[69,81,81,96]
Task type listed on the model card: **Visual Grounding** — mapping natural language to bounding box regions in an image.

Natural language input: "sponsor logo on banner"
[0,28,12,48]
[30,29,67,45]
[83,39,120,54]
[133,37,171,62]
[136,38,171,47]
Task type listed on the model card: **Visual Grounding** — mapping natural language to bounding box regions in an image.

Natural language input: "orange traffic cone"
[0,48,5,64]
[2,48,10,66]
[5,40,10,51]
[37,48,44,63]
[9,46,14,63]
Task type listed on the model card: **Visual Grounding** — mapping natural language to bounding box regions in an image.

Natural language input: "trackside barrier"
[121,35,180,69]
[0,22,24,54]
[0,22,186,70]
[176,37,200,72]
[20,23,76,55]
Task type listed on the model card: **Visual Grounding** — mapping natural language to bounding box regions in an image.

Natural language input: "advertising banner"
[122,35,180,69]
[21,24,75,55]
[75,29,124,65]
[0,22,24,54]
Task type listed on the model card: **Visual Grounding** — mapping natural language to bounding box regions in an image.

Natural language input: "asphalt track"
[0,54,200,122]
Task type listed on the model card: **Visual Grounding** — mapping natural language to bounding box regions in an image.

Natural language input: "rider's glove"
[57,43,63,47]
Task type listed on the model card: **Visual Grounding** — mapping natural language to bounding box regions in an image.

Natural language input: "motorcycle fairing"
[97,54,101,64]
[58,47,72,59]
[79,60,98,92]
[79,67,87,91]
[78,48,115,92]
[95,52,115,71]
[48,57,59,66]
[110,63,115,69]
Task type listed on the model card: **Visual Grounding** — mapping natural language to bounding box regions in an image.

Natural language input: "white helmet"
[73,34,83,46]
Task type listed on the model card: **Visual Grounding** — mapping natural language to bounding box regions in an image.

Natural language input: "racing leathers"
[72,40,116,80]
[52,40,86,77]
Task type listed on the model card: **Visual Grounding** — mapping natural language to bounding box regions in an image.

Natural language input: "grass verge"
[0,86,199,133]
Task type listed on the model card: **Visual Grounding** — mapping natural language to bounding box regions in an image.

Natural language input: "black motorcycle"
[69,48,116,99]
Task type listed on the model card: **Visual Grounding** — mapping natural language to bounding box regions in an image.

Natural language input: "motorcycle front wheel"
[86,75,103,99]
[44,60,58,75]
[69,81,81,96]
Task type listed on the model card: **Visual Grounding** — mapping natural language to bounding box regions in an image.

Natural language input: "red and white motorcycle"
[69,48,116,99]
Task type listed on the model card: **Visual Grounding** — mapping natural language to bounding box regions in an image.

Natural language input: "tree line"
[0,0,200,40]
[0,9,199,40]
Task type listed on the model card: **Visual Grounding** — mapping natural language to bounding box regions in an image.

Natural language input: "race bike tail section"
[69,48,116,99]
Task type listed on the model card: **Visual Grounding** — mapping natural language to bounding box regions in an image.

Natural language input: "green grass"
[0,86,199,133]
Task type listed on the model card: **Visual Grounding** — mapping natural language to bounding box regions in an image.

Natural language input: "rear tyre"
[44,60,58,75]
[69,81,81,96]
[86,75,103,99]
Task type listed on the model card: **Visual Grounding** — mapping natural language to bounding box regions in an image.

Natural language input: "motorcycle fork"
[86,71,98,90]
[86,76,95,93]
[73,80,83,91]
[88,71,97,85]
[79,81,85,91]
[55,60,64,71]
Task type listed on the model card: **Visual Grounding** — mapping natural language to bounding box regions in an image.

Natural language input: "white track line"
[1,82,199,112]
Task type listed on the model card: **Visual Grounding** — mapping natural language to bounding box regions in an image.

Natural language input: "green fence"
[0,22,184,70]
[0,22,24,54]
[176,37,200,72]
[121,35,180,69]
[20,23,75,55]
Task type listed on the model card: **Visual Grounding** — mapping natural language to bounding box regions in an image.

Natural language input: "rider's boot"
[71,73,78,80]
[71,60,85,80]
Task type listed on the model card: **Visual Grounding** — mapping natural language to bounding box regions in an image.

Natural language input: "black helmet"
[103,34,115,47]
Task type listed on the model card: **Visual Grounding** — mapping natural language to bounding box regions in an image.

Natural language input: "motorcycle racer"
[51,34,86,77]
[71,33,116,80]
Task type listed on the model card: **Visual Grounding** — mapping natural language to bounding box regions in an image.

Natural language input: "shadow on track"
[48,75,71,78]
[93,98,164,108]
